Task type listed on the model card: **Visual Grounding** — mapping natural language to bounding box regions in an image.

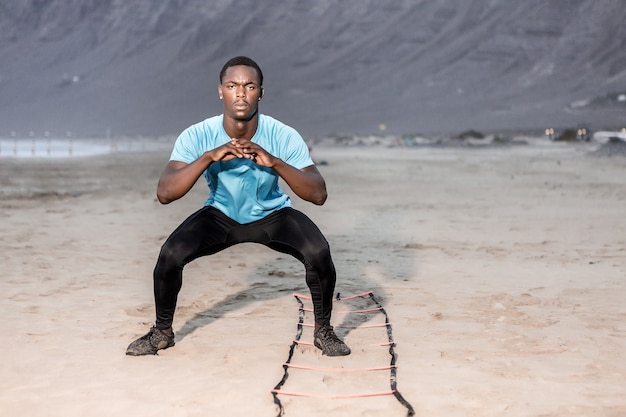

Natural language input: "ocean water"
[0,137,174,159]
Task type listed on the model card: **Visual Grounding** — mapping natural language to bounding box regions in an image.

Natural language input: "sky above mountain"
[1,0,625,138]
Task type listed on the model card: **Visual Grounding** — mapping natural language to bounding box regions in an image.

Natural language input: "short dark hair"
[219,56,263,86]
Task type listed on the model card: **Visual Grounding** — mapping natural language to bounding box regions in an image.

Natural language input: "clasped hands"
[218,138,275,167]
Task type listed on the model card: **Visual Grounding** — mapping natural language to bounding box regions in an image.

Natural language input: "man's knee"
[156,240,189,271]
[304,240,331,264]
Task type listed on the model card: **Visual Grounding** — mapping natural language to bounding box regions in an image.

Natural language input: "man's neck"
[223,115,259,140]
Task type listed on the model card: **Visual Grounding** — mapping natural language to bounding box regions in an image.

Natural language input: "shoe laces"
[317,324,340,341]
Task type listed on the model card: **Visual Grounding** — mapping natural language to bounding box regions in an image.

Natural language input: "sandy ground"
[1,140,625,416]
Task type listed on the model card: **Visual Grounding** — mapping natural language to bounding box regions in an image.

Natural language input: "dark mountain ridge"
[1,0,625,138]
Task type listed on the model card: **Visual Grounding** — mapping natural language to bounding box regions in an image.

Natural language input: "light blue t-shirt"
[170,114,314,224]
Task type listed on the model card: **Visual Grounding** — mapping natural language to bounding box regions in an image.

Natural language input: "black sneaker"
[126,326,175,356]
[314,324,351,356]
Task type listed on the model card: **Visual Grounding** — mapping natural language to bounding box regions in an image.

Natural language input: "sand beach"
[1,137,625,416]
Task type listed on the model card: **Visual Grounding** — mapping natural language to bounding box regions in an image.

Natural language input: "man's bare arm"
[156,142,245,204]
[232,139,327,205]
[272,162,327,205]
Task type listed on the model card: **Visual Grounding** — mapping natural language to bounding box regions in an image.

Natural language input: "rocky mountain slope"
[1,0,625,138]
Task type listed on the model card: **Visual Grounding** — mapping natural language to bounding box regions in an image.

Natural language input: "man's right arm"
[156,141,244,204]
[156,158,207,204]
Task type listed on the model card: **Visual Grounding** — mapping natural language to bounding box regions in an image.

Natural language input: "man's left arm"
[232,139,328,205]
[272,161,327,205]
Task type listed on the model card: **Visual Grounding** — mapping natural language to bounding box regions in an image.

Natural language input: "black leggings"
[153,206,336,330]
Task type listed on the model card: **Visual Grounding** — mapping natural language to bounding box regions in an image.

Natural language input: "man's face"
[218,65,264,122]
